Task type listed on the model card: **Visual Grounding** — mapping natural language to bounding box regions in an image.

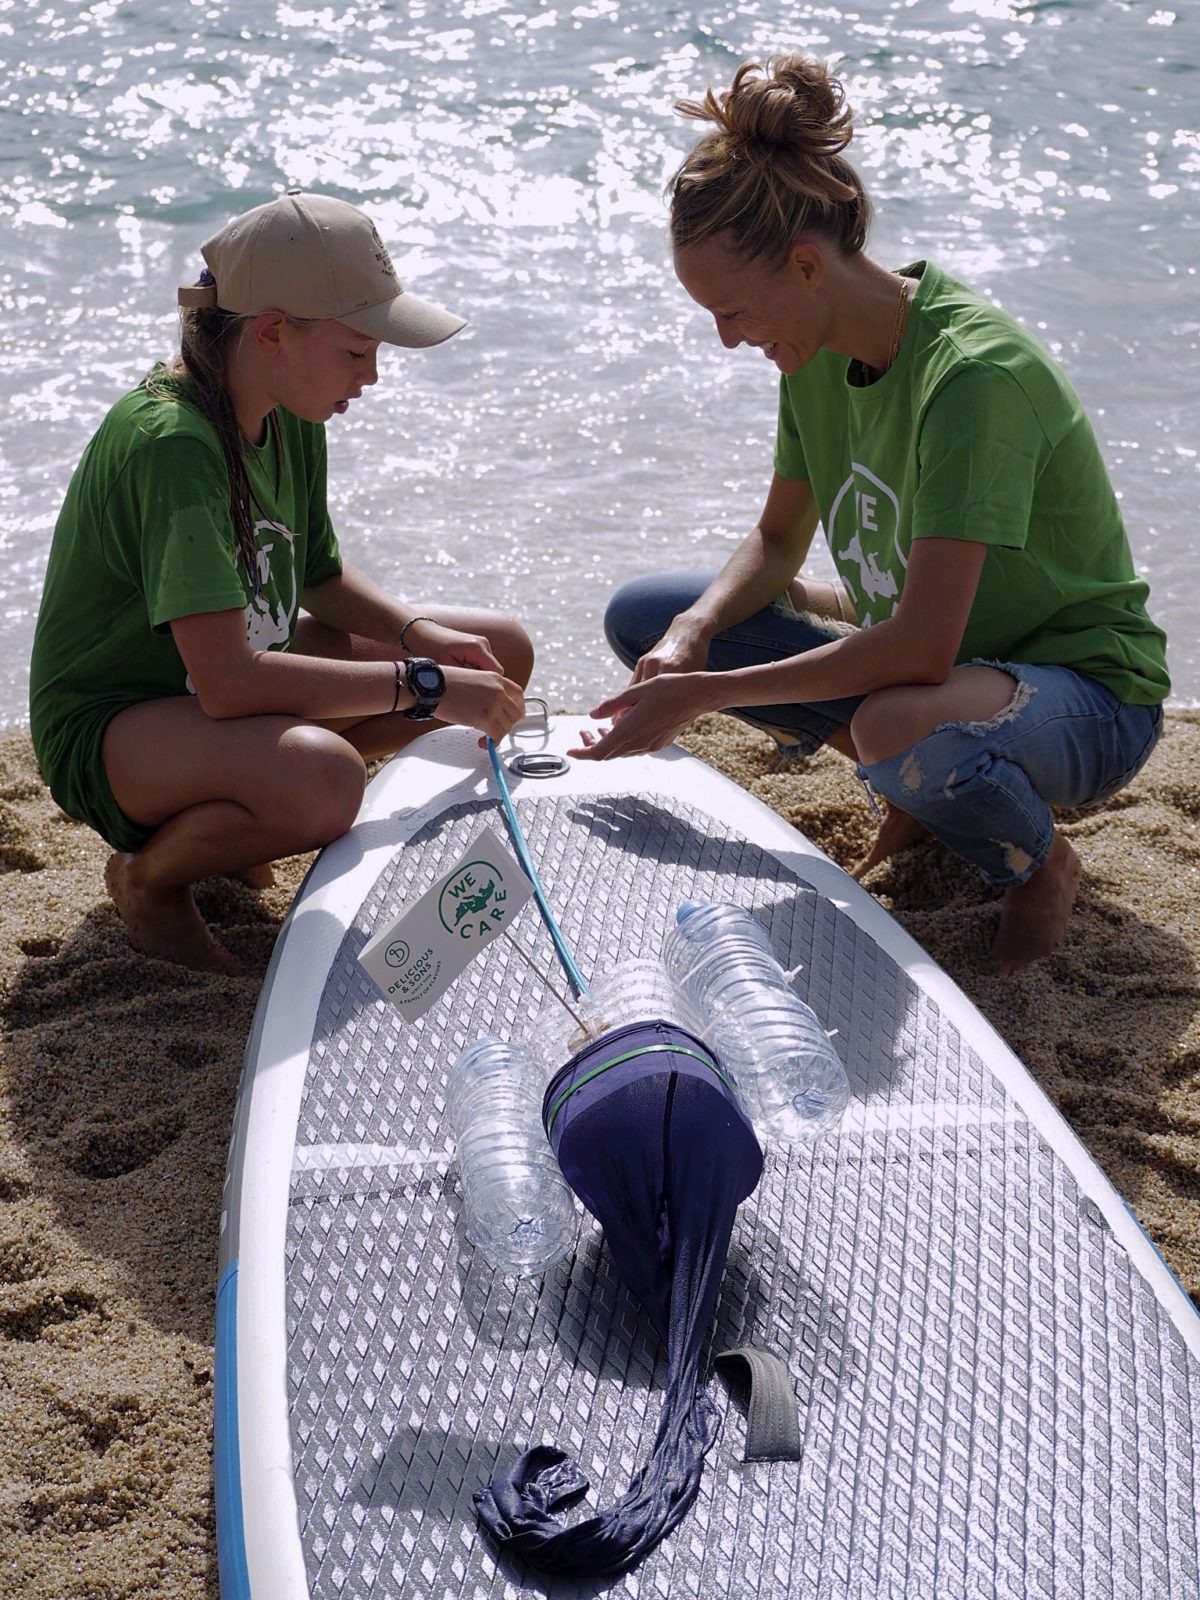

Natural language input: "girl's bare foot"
[105,853,243,975]
[851,804,930,880]
[990,833,1082,974]
[231,862,276,891]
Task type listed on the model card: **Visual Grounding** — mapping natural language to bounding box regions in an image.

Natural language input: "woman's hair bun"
[669,53,870,262]
[676,54,855,163]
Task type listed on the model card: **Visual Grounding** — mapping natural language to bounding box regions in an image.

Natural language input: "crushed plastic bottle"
[446,1035,578,1276]
[662,900,850,1143]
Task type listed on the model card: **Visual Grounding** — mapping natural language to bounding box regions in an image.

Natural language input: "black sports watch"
[401,656,447,720]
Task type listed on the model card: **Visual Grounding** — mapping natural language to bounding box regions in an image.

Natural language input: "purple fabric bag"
[473,1018,763,1576]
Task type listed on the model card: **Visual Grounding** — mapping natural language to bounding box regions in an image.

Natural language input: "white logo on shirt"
[836,531,899,605]
[183,517,300,697]
[828,463,905,618]
[245,518,298,653]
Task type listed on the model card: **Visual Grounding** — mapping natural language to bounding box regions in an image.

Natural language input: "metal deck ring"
[506,751,571,778]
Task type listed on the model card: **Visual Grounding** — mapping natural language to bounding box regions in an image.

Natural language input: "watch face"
[411,663,443,694]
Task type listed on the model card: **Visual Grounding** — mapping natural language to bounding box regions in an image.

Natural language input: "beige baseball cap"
[177,190,466,348]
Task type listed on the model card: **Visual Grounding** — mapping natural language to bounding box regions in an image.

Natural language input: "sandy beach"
[2,710,1198,1599]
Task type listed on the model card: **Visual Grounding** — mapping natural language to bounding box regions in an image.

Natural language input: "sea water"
[1,0,1196,726]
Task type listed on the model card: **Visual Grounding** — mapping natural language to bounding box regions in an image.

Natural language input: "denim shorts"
[605,572,1164,889]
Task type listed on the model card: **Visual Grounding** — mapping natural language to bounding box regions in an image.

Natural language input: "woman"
[570,54,1169,975]
[30,191,530,973]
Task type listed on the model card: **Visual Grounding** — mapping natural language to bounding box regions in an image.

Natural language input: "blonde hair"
[669,54,872,266]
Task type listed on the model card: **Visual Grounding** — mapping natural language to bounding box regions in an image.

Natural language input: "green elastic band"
[544,1042,733,1139]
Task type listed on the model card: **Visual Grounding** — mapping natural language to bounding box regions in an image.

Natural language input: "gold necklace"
[862,273,911,384]
[886,273,911,371]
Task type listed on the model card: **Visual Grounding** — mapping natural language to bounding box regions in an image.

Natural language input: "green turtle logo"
[439,858,511,941]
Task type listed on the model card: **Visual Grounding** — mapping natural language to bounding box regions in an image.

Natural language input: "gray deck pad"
[284,792,1200,1599]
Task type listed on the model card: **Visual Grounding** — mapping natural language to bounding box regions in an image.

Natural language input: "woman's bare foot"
[105,853,243,975]
[990,833,1082,974]
[851,805,930,880]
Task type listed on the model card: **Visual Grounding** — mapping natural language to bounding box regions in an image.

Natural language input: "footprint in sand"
[67,1110,185,1180]
[0,843,46,873]
[0,1286,101,1343]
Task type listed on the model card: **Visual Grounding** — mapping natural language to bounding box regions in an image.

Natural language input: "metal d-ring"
[504,698,570,776]
[507,750,571,778]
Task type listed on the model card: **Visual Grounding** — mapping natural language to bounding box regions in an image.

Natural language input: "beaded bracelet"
[398,615,434,654]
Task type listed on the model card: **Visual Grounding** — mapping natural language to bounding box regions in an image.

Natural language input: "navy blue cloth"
[474,1019,763,1576]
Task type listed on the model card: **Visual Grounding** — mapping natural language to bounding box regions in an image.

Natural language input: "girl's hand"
[440,666,526,744]
[405,619,504,675]
[567,673,714,761]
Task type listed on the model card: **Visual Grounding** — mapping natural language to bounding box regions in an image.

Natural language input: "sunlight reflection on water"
[0,0,1196,718]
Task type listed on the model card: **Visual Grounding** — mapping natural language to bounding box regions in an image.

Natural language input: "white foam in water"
[1,0,1196,724]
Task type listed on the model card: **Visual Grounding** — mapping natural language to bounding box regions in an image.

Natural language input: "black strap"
[714,1346,803,1462]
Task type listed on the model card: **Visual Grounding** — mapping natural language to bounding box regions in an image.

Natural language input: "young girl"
[571,56,1169,974]
[30,191,531,973]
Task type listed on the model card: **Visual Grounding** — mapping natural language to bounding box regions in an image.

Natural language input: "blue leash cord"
[486,738,590,998]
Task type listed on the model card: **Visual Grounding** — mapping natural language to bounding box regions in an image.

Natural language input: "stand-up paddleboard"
[217,715,1200,1600]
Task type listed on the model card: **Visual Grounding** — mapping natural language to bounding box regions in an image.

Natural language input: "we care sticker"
[358,824,535,1021]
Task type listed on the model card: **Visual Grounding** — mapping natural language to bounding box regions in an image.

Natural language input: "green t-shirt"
[773,261,1169,704]
[29,370,343,847]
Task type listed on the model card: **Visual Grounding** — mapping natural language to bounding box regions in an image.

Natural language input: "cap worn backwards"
[177,190,466,349]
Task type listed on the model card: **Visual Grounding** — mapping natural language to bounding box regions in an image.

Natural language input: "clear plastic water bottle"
[662,900,850,1143]
[446,1035,578,1276]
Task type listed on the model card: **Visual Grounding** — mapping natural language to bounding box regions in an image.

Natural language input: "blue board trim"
[215,1259,251,1600]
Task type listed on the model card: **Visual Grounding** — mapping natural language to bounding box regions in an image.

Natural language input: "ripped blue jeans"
[605,572,1164,889]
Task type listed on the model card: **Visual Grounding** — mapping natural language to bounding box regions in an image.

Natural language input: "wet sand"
[2,712,1199,1597]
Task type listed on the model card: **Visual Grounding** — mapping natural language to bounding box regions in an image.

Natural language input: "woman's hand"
[567,672,716,761]
[404,618,504,675]
[440,666,526,743]
[631,616,713,683]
